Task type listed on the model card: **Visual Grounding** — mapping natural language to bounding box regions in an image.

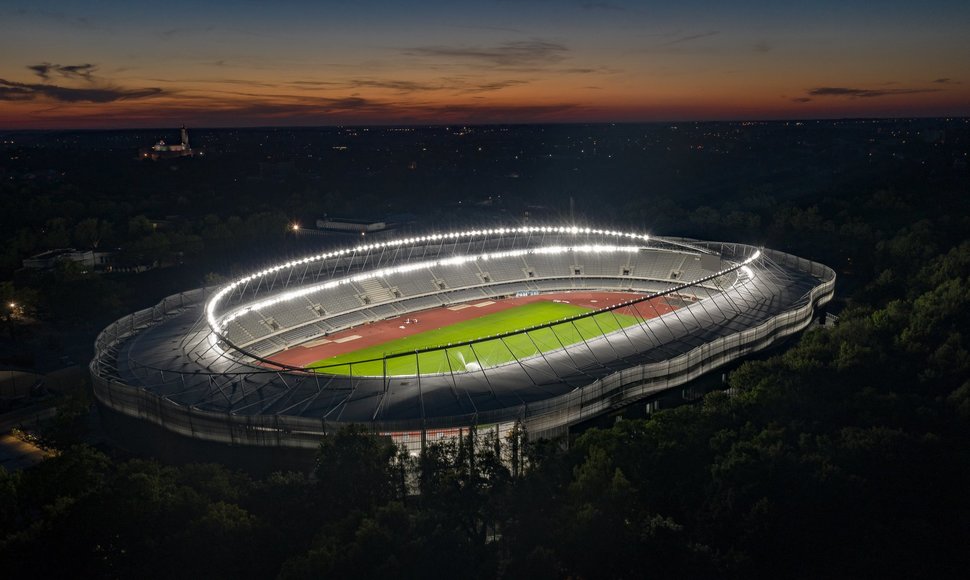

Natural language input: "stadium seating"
[219,243,741,355]
[428,264,482,289]
[387,270,438,296]
[481,257,528,282]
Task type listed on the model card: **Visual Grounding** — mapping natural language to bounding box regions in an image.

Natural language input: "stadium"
[91,226,834,466]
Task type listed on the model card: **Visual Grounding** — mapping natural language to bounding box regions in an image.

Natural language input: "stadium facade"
[91,226,834,466]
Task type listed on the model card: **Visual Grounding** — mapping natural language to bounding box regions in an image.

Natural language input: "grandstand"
[91,226,834,460]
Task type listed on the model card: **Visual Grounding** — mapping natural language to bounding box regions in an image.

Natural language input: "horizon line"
[2,114,968,133]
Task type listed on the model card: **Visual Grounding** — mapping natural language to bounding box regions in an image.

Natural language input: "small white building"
[22,248,113,271]
[315,219,387,234]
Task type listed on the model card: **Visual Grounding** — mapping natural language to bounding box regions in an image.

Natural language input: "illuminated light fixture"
[208,244,644,331]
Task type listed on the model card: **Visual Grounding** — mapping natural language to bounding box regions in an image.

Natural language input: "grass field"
[310,301,641,376]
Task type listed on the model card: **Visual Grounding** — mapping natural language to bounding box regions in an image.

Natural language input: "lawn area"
[310,300,642,376]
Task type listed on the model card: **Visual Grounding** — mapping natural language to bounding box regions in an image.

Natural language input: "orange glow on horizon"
[0,84,965,130]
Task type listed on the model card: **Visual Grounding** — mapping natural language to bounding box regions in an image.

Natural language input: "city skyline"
[1,0,968,129]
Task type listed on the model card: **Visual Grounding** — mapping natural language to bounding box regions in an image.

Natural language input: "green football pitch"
[309,300,642,376]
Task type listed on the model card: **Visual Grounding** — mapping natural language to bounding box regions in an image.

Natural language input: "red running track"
[266,291,679,368]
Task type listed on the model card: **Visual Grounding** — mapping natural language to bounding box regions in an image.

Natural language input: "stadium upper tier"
[206,227,739,358]
[91,226,835,451]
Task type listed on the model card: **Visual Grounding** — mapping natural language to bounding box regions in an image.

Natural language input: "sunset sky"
[1,0,968,128]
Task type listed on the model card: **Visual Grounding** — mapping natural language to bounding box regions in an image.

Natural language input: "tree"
[73,217,113,249]
[314,425,397,513]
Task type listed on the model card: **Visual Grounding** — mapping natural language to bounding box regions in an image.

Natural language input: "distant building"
[140,126,198,160]
[22,248,113,271]
[315,218,388,235]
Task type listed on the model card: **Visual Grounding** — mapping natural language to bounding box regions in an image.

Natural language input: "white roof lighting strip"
[215,244,642,329]
[205,225,651,333]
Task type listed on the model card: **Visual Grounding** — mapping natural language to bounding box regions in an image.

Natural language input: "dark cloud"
[161,26,215,39]
[636,30,721,54]
[791,97,813,103]
[932,78,958,84]
[404,40,569,69]
[456,79,529,94]
[657,30,719,47]
[0,78,164,103]
[753,41,772,53]
[28,62,98,81]
[0,85,35,101]
[26,64,52,80]
[452,24,525,35]
[316,97,373,111]
[289,77,529,96]
[146,77,282,89]
[348,79,442,93]
[12,8,96,30]
[356,77,529,94]
[58,64,98,80]
[289,80,344,88]
[807,86,942,98]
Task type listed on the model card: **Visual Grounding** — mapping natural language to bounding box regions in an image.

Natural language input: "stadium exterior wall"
[90,246,834,455]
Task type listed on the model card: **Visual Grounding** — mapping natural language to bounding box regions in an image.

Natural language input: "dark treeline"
[1,121,969,577]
